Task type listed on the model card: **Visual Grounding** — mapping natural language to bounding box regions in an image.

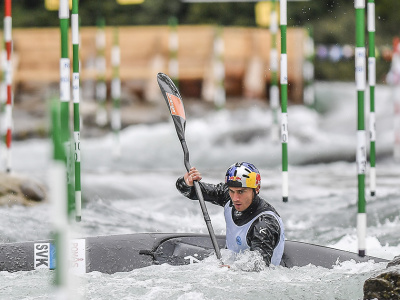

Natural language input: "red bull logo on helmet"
[228,176,242,182]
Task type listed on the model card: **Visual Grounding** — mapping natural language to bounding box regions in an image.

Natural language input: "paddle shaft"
[180,139,222,260]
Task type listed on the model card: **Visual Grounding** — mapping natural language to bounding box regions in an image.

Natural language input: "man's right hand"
[184,167,202,186]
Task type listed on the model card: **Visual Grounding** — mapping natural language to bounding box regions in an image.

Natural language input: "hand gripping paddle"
[157,72,222,261]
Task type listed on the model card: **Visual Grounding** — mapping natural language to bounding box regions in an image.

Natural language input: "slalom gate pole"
[368,0,376,197]
[395,39,400,162]
[50,96,70,299]
[355,0,367,257]
[95,17,107,127]
[4,0,12,173]
[280,0,289,202]
[270,0,280,142]
[72,0,82,221]
[0,47,4,161]
[168,16,179,88]
[111,27,121,158]
[59,0,75,218]
[213,26,225,109]
[303,27,315,107]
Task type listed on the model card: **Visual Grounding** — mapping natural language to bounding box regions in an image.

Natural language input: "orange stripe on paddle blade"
[166,92,185,119]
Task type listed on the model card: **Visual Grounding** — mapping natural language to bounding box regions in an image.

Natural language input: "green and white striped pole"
[59,0,70,147]
[270,0,280,142]
[95,17,107,127]
[280,0,289,202]
[59,0,75,220]
[213,26,225,109]
[355,0,367,257]
[303,27,315,107]
[168,16,179,88]
[368,0,376,197]
[72,0,81,221]
[4,0,12,173]
[394,40,400,162]
[50,96,70,299]
[111,28,121,158]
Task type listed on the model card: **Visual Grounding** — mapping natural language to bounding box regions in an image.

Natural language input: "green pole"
[368,0,376,197]
[55,2,71,292]
[59,0,74,217]
[213,26,225,109]
[280,0,288,202]
[355,0,367,257]
[270,0,280,142]
[303,27,315,107]
[95,17,107,127]
[50,96,69,293]
[111,27,121,158]
[72,0,82,221]
[393,40,400,161]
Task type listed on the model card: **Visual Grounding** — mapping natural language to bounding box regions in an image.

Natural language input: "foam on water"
[0,254,389,300]
[1,82,399,299]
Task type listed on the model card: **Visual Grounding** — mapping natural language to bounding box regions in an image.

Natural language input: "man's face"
[228,186,258,212]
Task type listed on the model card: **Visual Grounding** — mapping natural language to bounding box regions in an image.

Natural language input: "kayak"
[0,233,388,274]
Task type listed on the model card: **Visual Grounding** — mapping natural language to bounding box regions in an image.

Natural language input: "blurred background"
[3,0,399,139]
[8,0,398,80]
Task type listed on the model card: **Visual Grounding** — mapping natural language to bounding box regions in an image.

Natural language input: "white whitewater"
[0,82,399,299]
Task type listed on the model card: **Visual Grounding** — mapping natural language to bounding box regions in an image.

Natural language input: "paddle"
[157,72,222,261]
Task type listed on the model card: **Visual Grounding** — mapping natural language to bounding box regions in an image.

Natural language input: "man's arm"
[247,214,281,266]
[176,176,197,199]
[176,176,229,207]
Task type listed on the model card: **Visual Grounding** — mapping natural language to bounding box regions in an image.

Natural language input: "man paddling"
[176,162,285,266]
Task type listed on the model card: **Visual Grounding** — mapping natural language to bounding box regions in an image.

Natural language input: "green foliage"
[315,60,354,81]
[4,0,398,81]
[8,0,398,44]
[184,3,256,26]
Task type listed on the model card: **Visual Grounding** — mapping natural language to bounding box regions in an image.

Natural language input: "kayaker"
[176,162,285,266]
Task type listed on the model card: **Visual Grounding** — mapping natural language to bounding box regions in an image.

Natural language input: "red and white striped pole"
[0,49,6,156]
[4,0,12,173]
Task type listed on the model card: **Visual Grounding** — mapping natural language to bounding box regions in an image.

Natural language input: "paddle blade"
[157,72,186,141]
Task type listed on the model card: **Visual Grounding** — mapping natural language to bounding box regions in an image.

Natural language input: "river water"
[1,81,399,299]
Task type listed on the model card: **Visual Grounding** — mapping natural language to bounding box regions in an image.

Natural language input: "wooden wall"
[8,25,306,103]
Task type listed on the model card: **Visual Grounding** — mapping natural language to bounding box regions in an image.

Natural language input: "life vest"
[224,202,285,266]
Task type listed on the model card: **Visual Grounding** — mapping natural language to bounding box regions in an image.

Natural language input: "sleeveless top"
[224,202,285,266]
